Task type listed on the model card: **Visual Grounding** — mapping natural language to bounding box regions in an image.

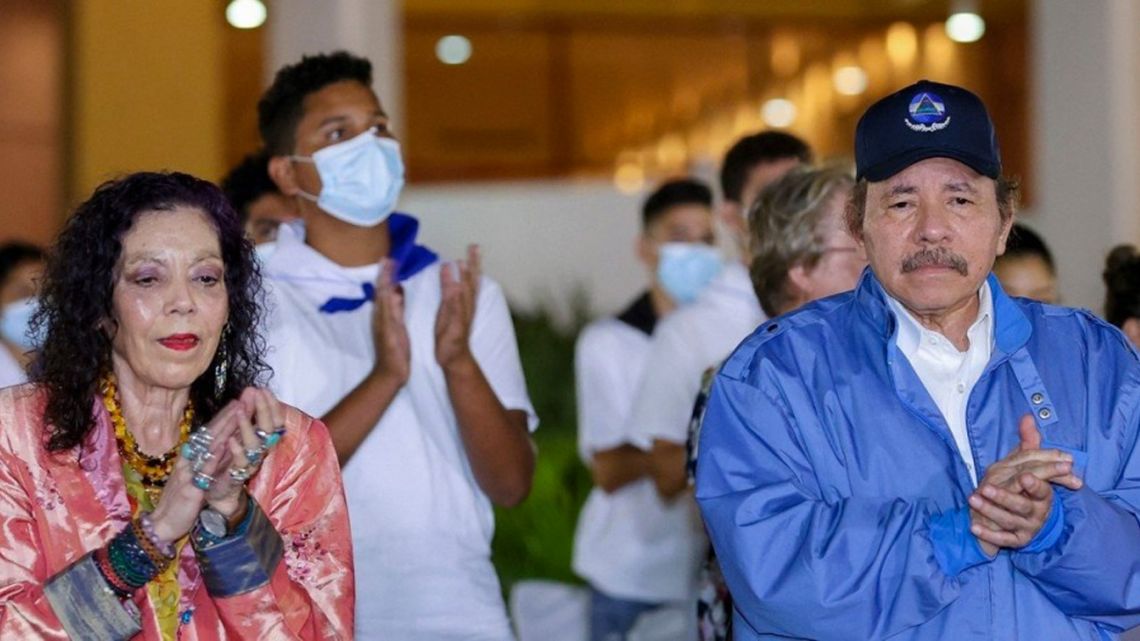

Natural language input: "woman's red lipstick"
[159,334,199,351]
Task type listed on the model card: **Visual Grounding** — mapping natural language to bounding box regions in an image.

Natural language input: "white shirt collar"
[887,280,994,356]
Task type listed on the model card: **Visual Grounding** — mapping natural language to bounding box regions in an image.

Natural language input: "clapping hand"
[435,244,480,369]
[371,258,411,385]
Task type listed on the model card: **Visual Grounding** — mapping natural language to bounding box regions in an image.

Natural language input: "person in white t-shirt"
[0,242,45,388]
[258,51,538,641]
[629,131,813,499]
[573,179,718,641]
[622,133,811,641]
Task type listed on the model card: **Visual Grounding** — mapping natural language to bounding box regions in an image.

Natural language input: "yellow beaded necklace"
[101,373,194,504]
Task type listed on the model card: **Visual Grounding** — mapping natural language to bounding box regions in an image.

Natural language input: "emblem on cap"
[905,91,950,132]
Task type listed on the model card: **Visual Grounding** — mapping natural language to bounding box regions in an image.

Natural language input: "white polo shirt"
[886,281,994,485]
[626,262,766,446]
[263,221,537,641]
[572,295,708,603]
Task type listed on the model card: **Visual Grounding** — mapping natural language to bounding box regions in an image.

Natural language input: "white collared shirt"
[886,281,994,485]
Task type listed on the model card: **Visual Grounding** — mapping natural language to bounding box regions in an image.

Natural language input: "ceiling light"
[225,0,267,30]
[760,99,797,128]
[946,12,985,43]
[436,35,473,65]
[614,163,645,195]
[886,22,918,67]
[833,66,868,96]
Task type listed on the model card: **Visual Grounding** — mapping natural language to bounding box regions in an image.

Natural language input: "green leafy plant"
[492,298,593,591]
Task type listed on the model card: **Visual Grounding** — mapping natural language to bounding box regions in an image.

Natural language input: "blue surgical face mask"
[0,297,42,351]
[253,241,277,264]
[292,129,405,227]
[657,242,724,305]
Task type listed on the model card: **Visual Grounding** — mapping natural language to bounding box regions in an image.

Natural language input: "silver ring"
[189,430,213,448]
[192,471,214,491]
[191,450,213,473]
[228,466,252,482]
[255,427,285,448]
[244,447,264,465]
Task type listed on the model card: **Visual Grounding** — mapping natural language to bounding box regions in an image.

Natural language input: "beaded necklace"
[101,373,194,504]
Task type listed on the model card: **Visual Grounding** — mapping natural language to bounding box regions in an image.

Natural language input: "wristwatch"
[198,508,229,540]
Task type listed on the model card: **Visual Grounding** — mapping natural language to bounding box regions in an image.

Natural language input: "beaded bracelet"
[138,512,175,559]
[93,546,133,599]
[107,523,159,589]
[131,517,174,569]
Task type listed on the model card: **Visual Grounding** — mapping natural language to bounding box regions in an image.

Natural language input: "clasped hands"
[150,387,285,544]
[968,414,1082,557]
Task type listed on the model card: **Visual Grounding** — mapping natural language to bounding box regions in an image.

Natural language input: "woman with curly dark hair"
[0,172,354,639]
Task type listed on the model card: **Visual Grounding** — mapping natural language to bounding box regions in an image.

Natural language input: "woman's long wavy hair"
[32,171,269,452]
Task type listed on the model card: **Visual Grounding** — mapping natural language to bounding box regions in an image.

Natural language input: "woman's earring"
[214,326,230,400]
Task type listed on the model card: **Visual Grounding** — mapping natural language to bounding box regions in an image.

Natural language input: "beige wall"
[1030,0,1140,313]
[69,1,226,203]
[0,1,63,245]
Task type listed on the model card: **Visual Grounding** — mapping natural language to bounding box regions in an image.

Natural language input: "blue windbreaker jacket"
[695,270,1140,640]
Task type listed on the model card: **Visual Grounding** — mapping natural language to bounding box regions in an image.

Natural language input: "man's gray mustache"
[901,248,968,275]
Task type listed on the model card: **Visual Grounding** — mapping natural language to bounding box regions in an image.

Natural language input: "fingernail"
[981,486,996,498]
[968,495,982,507]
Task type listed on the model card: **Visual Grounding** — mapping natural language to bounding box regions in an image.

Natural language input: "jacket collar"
[855,267,1031,354]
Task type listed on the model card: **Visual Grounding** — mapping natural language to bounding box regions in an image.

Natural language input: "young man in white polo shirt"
[259,51,537,641]
[573,179,718,641]
[629,132,812,498]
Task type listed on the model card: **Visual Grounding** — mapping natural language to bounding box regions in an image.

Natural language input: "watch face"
[199,508,227,538]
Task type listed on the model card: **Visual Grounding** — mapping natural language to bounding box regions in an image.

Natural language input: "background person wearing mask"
[993,223,1058,303]
[688,164,864,641]
[1103,244,1140,347]
[220,150,299,246]
[573,178,717,641]
[0,242,45,387]
[259,51,537,641]
[627,131,812,501]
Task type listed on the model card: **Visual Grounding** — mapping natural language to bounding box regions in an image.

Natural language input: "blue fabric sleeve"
[695,376,975,640]
[43,553,142,641]
[193,498,283,597]
[1010,365,1140,630]
[927,507,995,576]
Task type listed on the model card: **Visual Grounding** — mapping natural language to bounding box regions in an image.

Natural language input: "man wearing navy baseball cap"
[694,79,1140,640]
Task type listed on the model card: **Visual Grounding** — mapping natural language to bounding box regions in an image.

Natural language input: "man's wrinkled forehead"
[869,157,992,196]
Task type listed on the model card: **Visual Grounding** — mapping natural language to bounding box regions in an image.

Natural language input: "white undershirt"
[886,281,994,485]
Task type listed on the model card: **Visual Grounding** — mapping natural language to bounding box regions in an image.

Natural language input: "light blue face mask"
[0,297,42,351]
[657,242,724,305]
[292,129,405,227]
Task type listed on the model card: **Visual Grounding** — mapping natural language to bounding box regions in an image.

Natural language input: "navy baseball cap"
[854,79,1001,182]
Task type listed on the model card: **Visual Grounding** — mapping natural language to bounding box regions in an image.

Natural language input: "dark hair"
[845,175,1020,240]
[258,51,373,156]
[221,150,279,223]
[720,131,813,204]
[1103,245,1140,328]
[749,165,854,317]
[32,172,268,452]
[641,178,713,229]
[0,242,45,290]
[998,223,1055,272]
